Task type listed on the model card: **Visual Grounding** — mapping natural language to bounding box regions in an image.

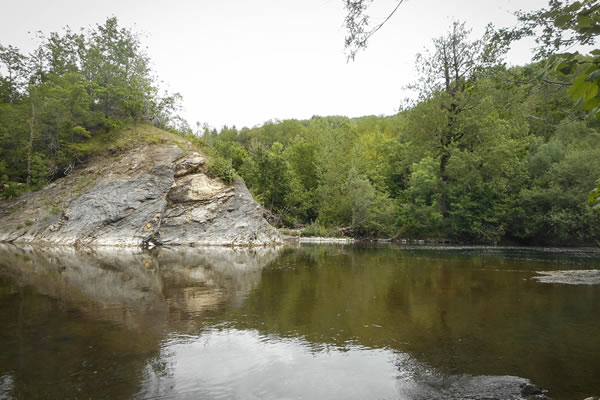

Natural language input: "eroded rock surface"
[168,173,227,202]
[0,144,281,247]
[173,152,205,177]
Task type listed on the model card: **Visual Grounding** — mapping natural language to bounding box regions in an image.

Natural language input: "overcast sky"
[1,0,549,129]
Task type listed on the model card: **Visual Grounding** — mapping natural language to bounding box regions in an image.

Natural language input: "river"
[0,243,599,399]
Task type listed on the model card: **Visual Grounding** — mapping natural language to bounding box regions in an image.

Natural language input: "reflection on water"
[0,243,599,399]
[138,328,532,400]
[0,244,281,399]
[139,329,401,400]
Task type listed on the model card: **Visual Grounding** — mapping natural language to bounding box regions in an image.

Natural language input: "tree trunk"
[437,150,450,216]
[26,102,35,186]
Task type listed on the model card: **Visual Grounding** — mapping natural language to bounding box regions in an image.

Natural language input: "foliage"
[0,18,180,198]
[2,7,598,245]
[494,0,600,238]
[301,220,341,238]
[207,155,234,185]
[591,179,600,211]
[494,0,600,116]
[208,52,599,243]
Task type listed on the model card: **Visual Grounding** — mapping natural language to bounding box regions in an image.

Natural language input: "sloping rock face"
[0,144,281,247]
[161,179,279,246]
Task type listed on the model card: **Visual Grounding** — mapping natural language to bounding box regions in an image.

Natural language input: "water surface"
[0,243,599,399]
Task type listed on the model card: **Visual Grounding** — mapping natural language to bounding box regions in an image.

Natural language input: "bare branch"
[344,0,405,61]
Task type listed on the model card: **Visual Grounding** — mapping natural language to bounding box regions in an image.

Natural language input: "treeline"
[0,17,179,197]
[1,7,599,245]
[206,23,600,245]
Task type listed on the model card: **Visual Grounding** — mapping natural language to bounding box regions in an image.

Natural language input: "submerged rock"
[0,144,281,247]
[397,371,536,400]
[533,270,600,285]
[520,383,543,396]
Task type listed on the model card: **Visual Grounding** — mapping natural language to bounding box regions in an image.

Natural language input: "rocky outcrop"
[0,144,281,247]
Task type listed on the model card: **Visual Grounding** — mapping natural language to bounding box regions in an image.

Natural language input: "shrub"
[207,156,234,184]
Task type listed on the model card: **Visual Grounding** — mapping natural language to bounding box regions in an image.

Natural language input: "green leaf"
[584,93,600,110]
[568,74,589,99]
[585,69,600,82]
[535,69,548,81]
[584,82,599,101]
[555,14,573,27]
[558,60,576,74]
[577,14,593,28]
[588,106,600,120]
[565,1,582,12]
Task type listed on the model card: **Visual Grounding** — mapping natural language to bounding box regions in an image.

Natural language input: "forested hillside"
[204,19,600,245]
[2,5,599,245]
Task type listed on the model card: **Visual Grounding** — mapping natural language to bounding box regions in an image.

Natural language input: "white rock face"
[0,145,281,247]
[168,173,227,202]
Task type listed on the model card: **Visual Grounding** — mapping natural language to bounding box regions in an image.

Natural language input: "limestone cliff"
[0,142,281,247]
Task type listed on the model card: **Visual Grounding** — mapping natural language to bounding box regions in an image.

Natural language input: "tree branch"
[363,0,405,43]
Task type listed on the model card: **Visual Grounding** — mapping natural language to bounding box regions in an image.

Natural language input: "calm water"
[0,243,599,400]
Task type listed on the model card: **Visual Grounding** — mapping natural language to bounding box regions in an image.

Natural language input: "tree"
[0,44,27,102]
[409,22,499,215]
[495,1,600,217]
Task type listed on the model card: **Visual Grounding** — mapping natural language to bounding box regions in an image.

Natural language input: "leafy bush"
[301,220,341,237]
[1,182,26,199]
[207,156,233,184]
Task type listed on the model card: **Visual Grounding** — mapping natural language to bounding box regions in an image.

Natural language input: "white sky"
[1,0,549,129]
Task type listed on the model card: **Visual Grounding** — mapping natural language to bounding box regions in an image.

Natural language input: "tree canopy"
[0,17,180,197]
[205,5,600,244]
[1,4,599,245]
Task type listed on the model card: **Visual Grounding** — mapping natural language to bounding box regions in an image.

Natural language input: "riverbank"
[279,226,600,247]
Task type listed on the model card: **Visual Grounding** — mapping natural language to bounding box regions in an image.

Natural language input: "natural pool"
[0,243,599,399]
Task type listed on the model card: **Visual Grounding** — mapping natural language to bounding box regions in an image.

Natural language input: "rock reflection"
[157,246,282,331]
[0,243,281,331]
[0,244,166,330]
[0,243,281,400]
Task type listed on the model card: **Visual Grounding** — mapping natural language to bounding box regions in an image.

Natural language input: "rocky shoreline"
[0,144,281,248]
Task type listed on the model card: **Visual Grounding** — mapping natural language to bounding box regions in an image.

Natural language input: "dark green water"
[0,243,599,400]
